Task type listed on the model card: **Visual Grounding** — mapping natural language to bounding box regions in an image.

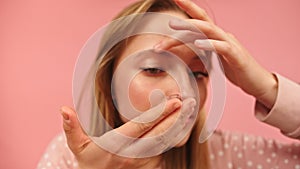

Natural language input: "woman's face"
[114,11,209,146]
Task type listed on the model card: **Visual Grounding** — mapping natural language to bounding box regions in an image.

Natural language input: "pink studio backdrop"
[1,0,299,168]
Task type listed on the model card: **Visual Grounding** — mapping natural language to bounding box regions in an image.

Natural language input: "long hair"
[92,0,209,168]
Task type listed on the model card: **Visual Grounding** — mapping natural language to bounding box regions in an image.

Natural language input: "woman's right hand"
[61,98,195,169]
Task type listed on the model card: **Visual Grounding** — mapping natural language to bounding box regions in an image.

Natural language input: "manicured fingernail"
[169,18,183,27]
[194,40,211,50]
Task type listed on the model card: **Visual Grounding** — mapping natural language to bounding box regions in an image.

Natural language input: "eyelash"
[141,67,208,79]
[141,67,165,75]
[190,71,209,79]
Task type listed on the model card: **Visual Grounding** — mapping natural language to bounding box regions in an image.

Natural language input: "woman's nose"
[169,67,196,100]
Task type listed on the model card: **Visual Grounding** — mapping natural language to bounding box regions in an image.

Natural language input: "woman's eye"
[191,71,208,79]
[142,68,165,75]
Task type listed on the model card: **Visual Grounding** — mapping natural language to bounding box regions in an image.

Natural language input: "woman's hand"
[155,0,278,109]
[60,98,195,169]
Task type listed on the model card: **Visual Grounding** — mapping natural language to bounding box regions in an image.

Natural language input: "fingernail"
[153,42,163,53]
[175,0,185,5]
[174,102,181,109]
[60,107,70,123]
[169,18,184,27]
[194,40,211,50]
[167,94,182,100]
[189,99,196,108]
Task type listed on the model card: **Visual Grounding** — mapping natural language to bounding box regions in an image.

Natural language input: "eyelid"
[190,71,209,79]
[140,67,165,71]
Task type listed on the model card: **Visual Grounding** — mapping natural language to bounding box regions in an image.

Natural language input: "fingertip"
[174,0,185,6]
[168,97,182,109]
[60,106,70,121]
[153,41,164,53]
[60,106,77,127]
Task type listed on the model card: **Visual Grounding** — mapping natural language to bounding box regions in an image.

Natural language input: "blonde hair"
[93,0,209,168]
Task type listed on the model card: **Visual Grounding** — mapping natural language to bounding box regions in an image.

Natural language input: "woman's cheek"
[128,75,181,112]
[128,78,153,112]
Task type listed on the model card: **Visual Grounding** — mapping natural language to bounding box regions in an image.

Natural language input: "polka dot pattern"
[37,134,78,169]
[37,130,300,169]
[209,130,300,169]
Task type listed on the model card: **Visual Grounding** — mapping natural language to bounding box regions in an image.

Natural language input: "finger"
[155,19,227,52]
[172,19,228,41]
[115,98,182,138]
[127,98,196,157]
[154,31,204,52]
[194,39,247,67]
[142,98,196,137]
[61,106,91,154]
[173,0,214,23]
[92,98,182,157]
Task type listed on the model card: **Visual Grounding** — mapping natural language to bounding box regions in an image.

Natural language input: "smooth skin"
[61,0,279,169]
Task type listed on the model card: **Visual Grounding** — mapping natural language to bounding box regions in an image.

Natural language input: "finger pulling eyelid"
[167,93,182,101]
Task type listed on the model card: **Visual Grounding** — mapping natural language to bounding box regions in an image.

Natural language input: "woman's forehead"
[119,34,199,65]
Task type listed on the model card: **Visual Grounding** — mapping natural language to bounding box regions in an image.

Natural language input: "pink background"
[1,0,299,168]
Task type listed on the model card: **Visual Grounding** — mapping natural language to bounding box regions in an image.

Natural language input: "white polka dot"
[266,158,271,163]
[67,160,72,165]
[295,143,300,147]
[43,153,49,159]
[252,145,256,149]
[288,148,292,153]
[278,144,283,149]
[244,136,249,142]
[41,167,46,169]
[233,146,238,152]
[267,139,273,144]
[258,150,264,155]
[284,159,289,164]
[46,162,52,167]
[257,164,263,169]
[59,160,64,164]
[237,152,243,159]
[58,136,63,141]
[271,152,277,158]
[218,151,224,156]
[293,155,298,159]
[73,162,78,167]
[295,164,300,169]
[56,167,61,169]
[247,161,253,167]
[224,143,229,149]
[237,167,242,169]
[242,145,247,150]
[227,162,233,169]
[210,154,215,160]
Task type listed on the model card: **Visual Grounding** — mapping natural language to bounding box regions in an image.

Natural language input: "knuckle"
[137,122,152,132]
[224,43,232,51]
[205,23,215,35]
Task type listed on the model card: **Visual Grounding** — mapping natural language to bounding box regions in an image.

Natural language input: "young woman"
[37,0,300,169]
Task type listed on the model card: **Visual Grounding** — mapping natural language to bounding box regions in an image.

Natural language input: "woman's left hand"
[155,0,278,109]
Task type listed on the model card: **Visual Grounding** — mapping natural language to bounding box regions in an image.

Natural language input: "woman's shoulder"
[207,130,300,168]
[37,133,78,169]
